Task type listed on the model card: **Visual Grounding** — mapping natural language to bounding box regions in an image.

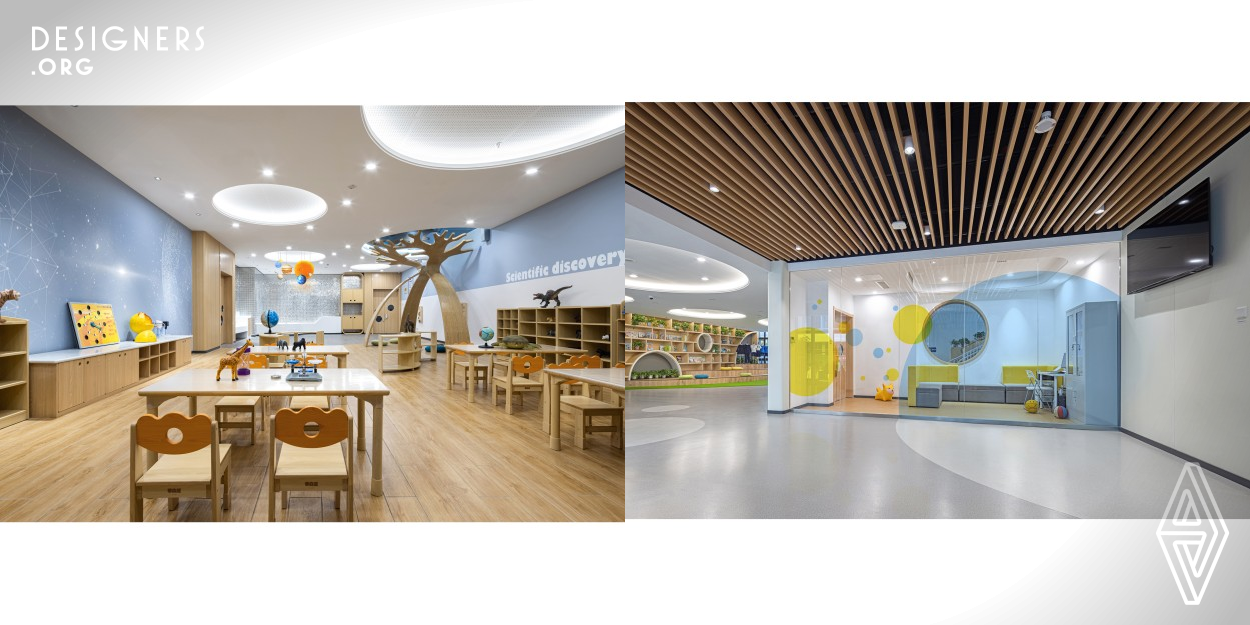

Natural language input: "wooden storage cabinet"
[0,319,30,430]
[30,336,192,419]
[495,305,621,365]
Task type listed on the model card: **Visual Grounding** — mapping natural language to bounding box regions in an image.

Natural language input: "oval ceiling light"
[351,263,394,271]
[361,105,625,170]
[263,250,326,263]
[213,184,327,226]
[623,295,635,303]
[667,308,746,320]
[758,318,769,326]
[625,239,749,294]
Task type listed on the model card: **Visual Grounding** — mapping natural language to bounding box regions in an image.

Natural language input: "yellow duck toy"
[875,383,895,401]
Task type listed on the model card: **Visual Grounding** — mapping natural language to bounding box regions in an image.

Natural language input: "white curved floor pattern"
[626,417,706,447]
[894,419,1250,519]
[640,404,691,413]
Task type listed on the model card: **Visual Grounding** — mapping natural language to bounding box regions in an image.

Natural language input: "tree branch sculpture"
[366,230,473,345]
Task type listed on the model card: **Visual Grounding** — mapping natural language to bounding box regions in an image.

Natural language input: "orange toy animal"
[216,340,254,381]
[874,383,895,401]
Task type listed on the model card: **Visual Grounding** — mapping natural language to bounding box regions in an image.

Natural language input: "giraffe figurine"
[216,340,254,381]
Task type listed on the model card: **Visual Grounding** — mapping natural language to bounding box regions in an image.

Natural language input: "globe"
[479,326,495,345]
[263,309,279,331]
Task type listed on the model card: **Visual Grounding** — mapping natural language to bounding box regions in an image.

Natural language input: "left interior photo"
[0,105,626,522]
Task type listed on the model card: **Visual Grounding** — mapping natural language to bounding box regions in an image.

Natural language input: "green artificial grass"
[630,379,768,389]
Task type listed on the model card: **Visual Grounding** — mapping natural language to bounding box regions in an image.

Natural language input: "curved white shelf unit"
[628,350,681,376]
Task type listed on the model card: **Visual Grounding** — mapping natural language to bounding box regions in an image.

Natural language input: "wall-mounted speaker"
[483,228,491,243]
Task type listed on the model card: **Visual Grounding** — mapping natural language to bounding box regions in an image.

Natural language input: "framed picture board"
[68,302,121,348]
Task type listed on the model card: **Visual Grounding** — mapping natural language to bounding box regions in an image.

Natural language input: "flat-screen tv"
[1126,178,1212,294]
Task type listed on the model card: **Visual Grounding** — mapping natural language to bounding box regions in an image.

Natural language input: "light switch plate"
[1237,306,1248,324]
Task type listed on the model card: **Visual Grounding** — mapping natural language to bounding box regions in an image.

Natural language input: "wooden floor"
[0,342,624,522]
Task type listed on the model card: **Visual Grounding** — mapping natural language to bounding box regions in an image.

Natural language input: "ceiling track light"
[922,224,932,236]
[890,220,908,231]
[1034,110,1057,134]
[903,136,916,156]
[708,184,720,193]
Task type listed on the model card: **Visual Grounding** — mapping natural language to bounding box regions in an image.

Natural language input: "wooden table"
[543,368,626,451]
[444,344,588,403]
[137,368,391,496]
[250,345,349,368]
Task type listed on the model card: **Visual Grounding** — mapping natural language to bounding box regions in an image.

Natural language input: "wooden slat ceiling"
[626,102,1250,262]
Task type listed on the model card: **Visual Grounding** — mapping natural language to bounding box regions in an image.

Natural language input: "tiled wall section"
[236,266,340,327]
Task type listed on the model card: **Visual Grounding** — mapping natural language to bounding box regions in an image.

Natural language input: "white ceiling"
[20,106,624,273]
[625,195,770,326]
[793,241,1120,299]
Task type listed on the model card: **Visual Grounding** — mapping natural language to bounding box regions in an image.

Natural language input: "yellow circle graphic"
[893,304,931,344]
[790,327,835,396]
[885,368,900,381]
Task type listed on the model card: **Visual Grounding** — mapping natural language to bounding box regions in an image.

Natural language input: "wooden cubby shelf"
[0,319,28,430]
[29,335,192,420]
[495,305,622,365]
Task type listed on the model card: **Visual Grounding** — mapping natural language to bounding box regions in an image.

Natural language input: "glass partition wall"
[788,241,1121,428]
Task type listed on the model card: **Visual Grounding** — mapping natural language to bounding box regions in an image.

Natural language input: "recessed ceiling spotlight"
[365,162,378,171]
[931,260,937,264]
[466,219,475,225]
[341,199,352,207]
[872,291,879,295]
[854,276,863,282]
[708,184,720,193]
[1076,259,1086,266]
[381,227,390,233]
[153,176,161,181]
[1034,110,1057,134]
[940,276,949,282]
[250,253,256,257]
[342,264,347,268]
[345,244,351,249]
[629,273,639,278]
[758,319,769,326]
[231,222,240,228]
[696,256,706,262]
[701,276,709,281]
[195,212,201,216]
[331,252,337,256]
[525,167,539,175]
[184,192,195,199]
[306,224,315,230]
[624,295,635,303]
[794,245,802,251]
[360,256,365,260]
[1179,198,1191,205]
[922,224,932,236]
[903,136,916,156]
[118,267,126,275]
[1094,206,1106,215]
[261,168,274,177]
[285,245,292,250]
[891,220,908,230]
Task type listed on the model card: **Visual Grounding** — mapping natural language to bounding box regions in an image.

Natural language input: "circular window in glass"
[923,300,988,364]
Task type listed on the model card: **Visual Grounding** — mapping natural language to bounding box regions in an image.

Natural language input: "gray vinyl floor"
[625,386,1250,519]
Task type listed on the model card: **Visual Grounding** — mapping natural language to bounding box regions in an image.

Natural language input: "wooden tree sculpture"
[368,230,472,345]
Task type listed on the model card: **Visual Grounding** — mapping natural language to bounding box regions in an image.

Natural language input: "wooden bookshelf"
[379,332,421,372]
[0,318,28,430]
[495,305,621,365]
[618,311,767,386]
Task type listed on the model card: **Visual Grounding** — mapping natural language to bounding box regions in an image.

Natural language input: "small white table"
[138,368,390,496]
[543,368,626,451]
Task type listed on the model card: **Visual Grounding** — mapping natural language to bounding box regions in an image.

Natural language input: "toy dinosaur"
[0,289,19,323]
[216,340,253,381]
[533,285,572,308]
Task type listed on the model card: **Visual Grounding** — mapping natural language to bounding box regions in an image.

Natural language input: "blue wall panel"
[0,107,192,353]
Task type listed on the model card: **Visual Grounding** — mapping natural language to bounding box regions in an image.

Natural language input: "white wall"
[1121,131,1250,480]
[415,265,622,344]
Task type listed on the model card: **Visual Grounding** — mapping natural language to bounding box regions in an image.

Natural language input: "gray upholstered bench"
[941,383,961,402]
[914,382,943,408]
[961,384,1005,403]
[1005,385,1053,404]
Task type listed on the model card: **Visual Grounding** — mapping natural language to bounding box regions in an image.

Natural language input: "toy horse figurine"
[276,339,288,349]
[216,340,253,381]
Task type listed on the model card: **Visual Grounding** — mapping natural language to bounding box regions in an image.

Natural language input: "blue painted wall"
[402,168,624,294]
[0,107,192,353]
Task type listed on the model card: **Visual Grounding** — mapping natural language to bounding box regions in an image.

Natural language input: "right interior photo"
[624,102,1250,519]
